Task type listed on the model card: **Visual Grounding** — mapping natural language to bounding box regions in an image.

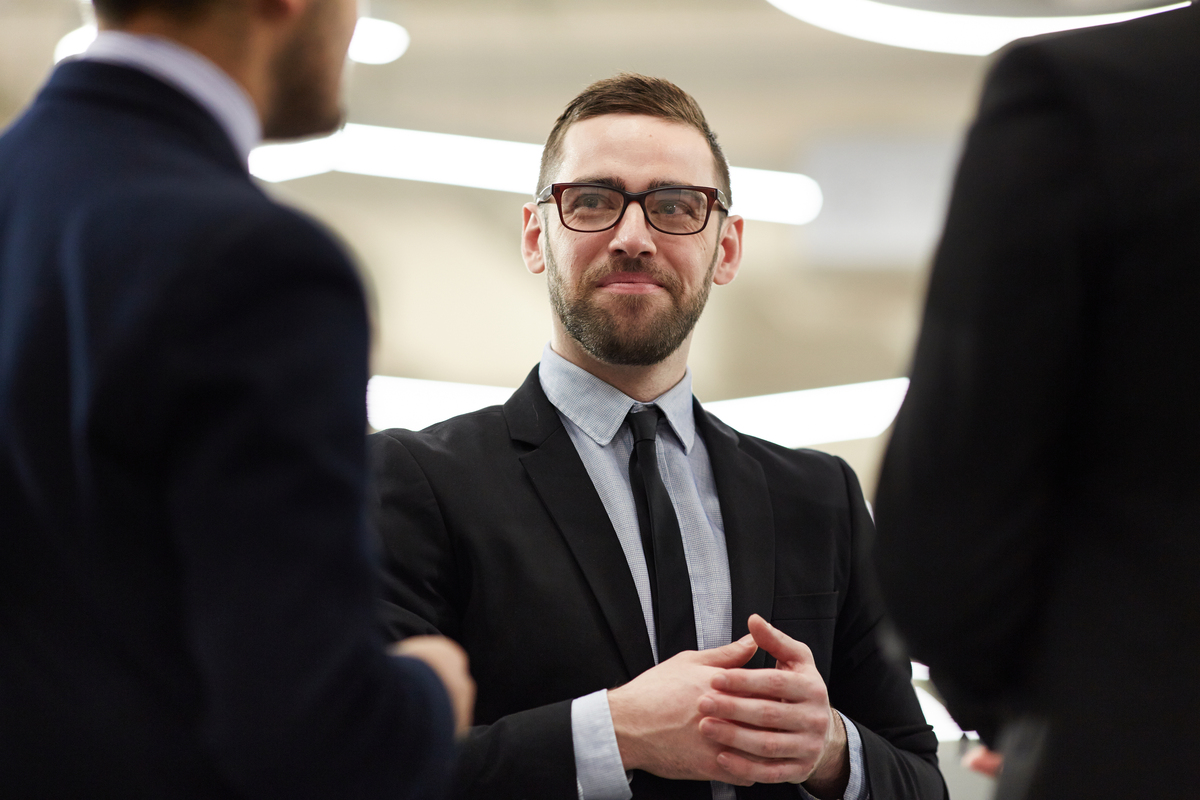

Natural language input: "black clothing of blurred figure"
[875,5,1200,799]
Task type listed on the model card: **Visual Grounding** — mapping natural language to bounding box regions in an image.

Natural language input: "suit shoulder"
[991,3,1199,84]
[129,182,356,288]
[157,180,346,259]
[218,198,352,271]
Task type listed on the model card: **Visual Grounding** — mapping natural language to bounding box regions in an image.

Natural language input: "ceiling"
[0,0,1009,492]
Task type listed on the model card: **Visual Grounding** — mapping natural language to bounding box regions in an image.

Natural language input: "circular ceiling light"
[764,0,1190,55]
[348,18,411,65]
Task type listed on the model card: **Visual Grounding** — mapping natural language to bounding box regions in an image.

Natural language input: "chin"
[262,104,344,142]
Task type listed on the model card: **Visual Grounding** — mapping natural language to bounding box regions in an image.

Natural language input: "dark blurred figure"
[0,0,471,797]
[874,5,1200,799]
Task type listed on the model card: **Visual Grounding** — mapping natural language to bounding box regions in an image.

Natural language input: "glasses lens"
[645,188,709,234]
[559,186,624,231]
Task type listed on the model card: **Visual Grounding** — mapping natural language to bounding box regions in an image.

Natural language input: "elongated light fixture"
[367,375,515,433]
[705,377,910,447]
[764,0,1189,56]
[367,374,905,445]
[251,123,824,226]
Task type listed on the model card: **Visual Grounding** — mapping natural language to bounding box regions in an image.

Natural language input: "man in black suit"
[0,0,472,796]
[873,6,1200,799]
[371,74,943,800]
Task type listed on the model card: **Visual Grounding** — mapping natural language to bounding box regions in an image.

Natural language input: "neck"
[549,325,691,403]
[103,10,273,124]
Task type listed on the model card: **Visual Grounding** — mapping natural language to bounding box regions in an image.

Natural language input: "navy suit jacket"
[0,60,452,798]
[874,6,1200,798]
[371,368,944,799]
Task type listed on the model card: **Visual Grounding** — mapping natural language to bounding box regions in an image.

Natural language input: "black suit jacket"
[371,367,943,799]
[873,7,1200,799]
[0,61,453,798]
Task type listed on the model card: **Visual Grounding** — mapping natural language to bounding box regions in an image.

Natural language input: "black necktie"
[626,406,697,661]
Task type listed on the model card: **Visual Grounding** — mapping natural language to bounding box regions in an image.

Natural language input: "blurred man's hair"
[93,0,216,24]
[538,73,732,205]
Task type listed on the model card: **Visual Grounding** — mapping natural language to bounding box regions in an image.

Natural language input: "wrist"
[606,686,646,773]
[802,708,850,799]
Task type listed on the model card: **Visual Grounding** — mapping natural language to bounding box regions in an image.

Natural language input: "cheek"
[665,244,716,282]
[551,233,604,273]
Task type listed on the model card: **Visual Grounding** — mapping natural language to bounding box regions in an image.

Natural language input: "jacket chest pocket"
[770,591,839,682]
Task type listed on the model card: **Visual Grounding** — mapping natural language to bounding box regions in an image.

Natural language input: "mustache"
[586,257,681,292]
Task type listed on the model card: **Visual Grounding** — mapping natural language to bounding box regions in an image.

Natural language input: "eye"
[649,190,704,218]
[564,187,621,213]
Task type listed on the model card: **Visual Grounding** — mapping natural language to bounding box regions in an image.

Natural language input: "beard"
[546,238,719,367]
[262,0,348,140]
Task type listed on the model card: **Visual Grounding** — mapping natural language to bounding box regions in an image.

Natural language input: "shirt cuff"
[572,689,633,800]
[797,711,868,800]
[841,711,868,800]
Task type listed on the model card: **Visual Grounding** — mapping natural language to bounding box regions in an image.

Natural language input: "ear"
[522,203,547,275]
[712,214,744,286]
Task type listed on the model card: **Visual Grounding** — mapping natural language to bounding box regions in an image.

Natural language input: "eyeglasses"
[536,183,730,236]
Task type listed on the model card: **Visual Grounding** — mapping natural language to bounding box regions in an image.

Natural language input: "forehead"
[555,113,718,190]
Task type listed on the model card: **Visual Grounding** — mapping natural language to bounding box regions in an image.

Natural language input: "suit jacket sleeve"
[872,39,1092,739]
[161,206,455,799]
[829,459,946,800]
[370,430,577,799]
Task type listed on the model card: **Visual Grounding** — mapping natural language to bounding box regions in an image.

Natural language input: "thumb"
[694,633,758,667]
[748,613,813,668]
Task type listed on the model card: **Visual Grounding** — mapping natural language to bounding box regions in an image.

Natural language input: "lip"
[596,272,664,294]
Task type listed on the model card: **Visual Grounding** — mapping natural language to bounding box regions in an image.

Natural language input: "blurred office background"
[1,1,1183,795]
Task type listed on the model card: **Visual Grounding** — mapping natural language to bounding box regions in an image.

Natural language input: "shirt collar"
[539,343,697,453]
[80,31,262,167]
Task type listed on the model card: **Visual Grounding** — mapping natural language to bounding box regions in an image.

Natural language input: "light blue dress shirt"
[79,31,262,167]
[538,345,866,800]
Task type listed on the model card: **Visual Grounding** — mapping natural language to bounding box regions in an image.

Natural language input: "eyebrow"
[569,177,703,191]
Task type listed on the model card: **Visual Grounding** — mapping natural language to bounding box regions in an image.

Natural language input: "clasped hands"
[609,614,849,798]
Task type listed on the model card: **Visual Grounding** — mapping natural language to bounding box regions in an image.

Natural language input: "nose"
[608,199,657,259]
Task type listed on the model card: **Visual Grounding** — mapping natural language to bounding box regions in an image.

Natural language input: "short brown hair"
[92,0,215,24]
[538,74,732,206]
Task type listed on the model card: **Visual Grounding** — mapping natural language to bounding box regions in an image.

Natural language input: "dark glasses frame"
[535,182,730,235]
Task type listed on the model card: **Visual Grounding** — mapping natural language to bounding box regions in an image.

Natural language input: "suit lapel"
[506,367,656,680]
[696,401,775,670]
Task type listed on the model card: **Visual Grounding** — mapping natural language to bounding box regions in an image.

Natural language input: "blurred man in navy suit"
[0,0,472,796]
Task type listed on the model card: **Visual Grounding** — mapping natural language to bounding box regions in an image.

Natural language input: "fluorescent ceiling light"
[251,124,824,226]
[764,0,1188,56]
[349,18,410,65]
[55,24,97,63]
[705,377,909,448]
[730,166,823,225]
[367,375,515,432]
[366,374,907,446]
